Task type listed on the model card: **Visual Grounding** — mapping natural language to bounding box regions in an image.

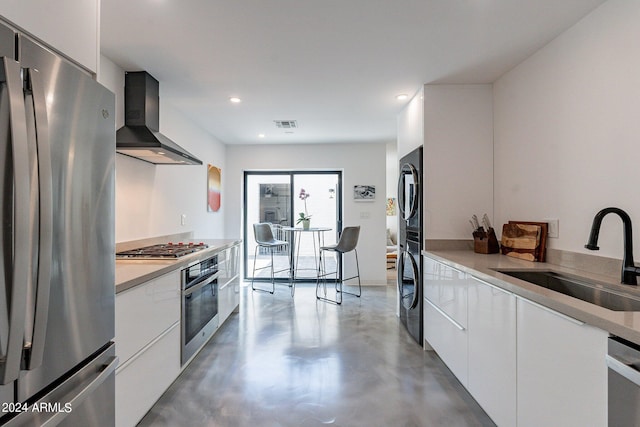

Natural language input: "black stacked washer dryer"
[397,146,423,346]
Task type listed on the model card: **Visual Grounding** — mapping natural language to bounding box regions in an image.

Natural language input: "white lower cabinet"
[218,244,240,324]
[467,277,516,427]
[115,271,181,427]
[516,298,607,427]
[423,257,469,385]
[423,254,608,427]
[115,324,180,427]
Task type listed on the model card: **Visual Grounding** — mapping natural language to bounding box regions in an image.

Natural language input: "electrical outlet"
[181,214,187,226]
[545,218,559,238]
[360,211,370,219]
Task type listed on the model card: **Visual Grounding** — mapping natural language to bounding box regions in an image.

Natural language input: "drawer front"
[115,270,180,364]
[423,256,468,327]
[115,324,180,427]
[424,298,468,386]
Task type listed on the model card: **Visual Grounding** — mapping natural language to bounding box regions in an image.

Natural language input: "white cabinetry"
[423,256,469,385]
[516,298,607,427]
[468,277,516,427]
[218,243,240,324]
[0,0,99,72]
[115,271,181,427]
[423,253,608,427]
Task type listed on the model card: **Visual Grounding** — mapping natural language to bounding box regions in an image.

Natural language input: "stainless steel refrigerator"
[0,19,117,426]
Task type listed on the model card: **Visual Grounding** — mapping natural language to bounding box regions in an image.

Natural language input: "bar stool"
[251,223,293,295]
[316,226,361,304]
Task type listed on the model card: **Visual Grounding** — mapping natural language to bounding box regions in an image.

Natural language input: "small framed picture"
[354,185,375,201]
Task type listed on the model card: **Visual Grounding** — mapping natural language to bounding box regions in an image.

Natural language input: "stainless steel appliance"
[116,71,202,165]
[181,255,220,365]
[397,146,423,346]
[116,242,209,259]
[0,20,117,426]
[607,336,640,426]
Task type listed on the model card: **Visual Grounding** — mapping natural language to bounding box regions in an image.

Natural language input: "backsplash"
[115,231,194,253]
[426,238,624,283]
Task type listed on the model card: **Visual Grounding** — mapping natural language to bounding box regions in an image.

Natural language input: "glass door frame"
[243,170,343,282]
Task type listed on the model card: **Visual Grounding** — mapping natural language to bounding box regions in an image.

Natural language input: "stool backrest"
[254,223,275,245]
[334,226,360,253]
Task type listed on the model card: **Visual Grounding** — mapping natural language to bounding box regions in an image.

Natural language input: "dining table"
[281,226,332,283]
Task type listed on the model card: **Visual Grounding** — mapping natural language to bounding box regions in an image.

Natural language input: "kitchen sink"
[494,270,640,312]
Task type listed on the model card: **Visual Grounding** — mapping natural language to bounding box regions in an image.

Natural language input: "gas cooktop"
[116,242,209,259]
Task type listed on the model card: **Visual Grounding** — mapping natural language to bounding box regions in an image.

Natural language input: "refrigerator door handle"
[0,57,31,385]
[23,67,52,370]
[39,356,118,427]
[3,355,118,427]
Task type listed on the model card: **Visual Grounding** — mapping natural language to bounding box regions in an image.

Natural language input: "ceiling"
[101,0,606,146]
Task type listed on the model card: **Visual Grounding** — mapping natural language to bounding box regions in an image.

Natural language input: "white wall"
[493,0,640,260]
[226,142,387,284]
[397,88,424,159]
[386,141,398,239]
[397,85,494,241]
[98,56,227,243]
[424,84,494,240]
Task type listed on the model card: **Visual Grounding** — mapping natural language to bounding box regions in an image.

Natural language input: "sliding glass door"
[244,171,342,282]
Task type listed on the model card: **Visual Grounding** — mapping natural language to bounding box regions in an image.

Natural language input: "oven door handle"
[183,271,220,296]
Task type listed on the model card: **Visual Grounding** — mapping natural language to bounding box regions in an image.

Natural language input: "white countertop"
[115,239,241,293]
[423,249,640,345]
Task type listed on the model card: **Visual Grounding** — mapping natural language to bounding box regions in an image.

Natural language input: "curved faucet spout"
[585,207,639,285]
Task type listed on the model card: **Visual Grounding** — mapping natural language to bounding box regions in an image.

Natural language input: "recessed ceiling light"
[396,94,409,101]
[258,133,265,138]
[229,97,242,103]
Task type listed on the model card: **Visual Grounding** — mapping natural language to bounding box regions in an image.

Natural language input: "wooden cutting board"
[508,221,548,262]
[500,223,541,262]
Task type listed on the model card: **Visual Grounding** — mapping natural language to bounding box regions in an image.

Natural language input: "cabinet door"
[517,298,607,427]
[424,298,468,385]
[423,257,467,327]
[115,324,180,427]
[218,244,240,288]
[468,277,516,427]
[423,256,468,385]
[218,244,240,323]
[115,270,180,364]
[1,0,99,72]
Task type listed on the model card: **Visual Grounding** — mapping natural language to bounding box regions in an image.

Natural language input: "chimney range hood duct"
[116,71,202,165]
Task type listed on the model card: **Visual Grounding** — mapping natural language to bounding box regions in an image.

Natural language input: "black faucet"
[585,207,640,285]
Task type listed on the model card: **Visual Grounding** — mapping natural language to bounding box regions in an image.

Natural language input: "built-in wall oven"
[181,255,220,365]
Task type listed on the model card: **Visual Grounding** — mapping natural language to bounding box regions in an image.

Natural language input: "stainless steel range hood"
[116,71,202,165]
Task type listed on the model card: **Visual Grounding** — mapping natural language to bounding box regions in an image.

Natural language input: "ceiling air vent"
[274,120,298,129]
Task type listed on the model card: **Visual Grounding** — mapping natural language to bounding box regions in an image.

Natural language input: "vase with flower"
[296,188,311,230]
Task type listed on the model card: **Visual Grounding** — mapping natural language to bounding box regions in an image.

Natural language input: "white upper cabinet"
[0,0,99,72]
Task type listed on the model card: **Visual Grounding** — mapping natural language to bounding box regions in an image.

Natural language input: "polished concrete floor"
[139,280,495,427]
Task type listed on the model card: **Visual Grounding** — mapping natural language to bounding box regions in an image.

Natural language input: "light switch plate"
[545,218,559,238]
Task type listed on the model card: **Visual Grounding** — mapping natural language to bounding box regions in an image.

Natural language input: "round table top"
[281,226,332,232]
